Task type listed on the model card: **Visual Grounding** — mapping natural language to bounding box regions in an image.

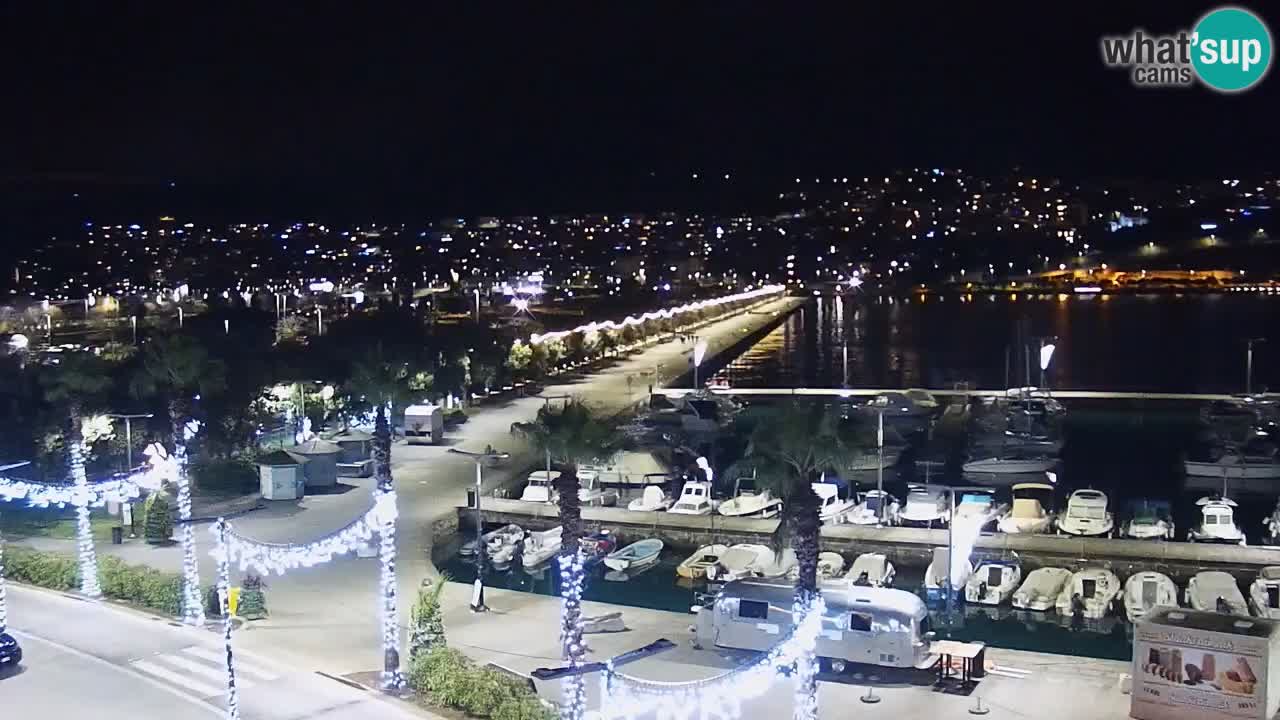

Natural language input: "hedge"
[3,546,184,616]
[408,646,554,720]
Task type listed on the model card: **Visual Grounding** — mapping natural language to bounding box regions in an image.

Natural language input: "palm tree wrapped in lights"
[735,401,854,720]
[41,352,113,599]
[512,400,616,720]
[131,335,227,626]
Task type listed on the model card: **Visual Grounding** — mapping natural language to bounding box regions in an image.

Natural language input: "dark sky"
[1,3,1276,216]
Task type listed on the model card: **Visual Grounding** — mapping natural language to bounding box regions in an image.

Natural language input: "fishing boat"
[1121,499,1176,540]
[1057,489,1114,537]
[1011,567,1072,612]
[705,544,774,582]
[1186,497,1246,544]
[519,470,559,503]
[996,482,1055,534]
[1185,570,1248,615]
[899,484,950,526]
[668,481,716,516]
[844,490,900,526]
[521,526,563,568]
[965,560,1022,606]
[716,477,783,519]
[1249,567,1280,619]
[603,538,664,572]
[924,547,970,601]
[813,482,855,523]
[845,552,895,587]
[1122,571,1179,623]
[627,485,672,512]
[676,544,728,580]
[1054,568,1121,620]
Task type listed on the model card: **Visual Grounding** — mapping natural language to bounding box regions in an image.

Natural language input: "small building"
[404,404,445,445]
[258,450,304,501]
[331,430,374,477]
[287,438,342,489]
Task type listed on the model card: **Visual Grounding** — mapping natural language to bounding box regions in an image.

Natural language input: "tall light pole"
[1247,338,1266,395]
[315,306,323,336]
[876,410,885,526]
[449,446,511,613]
[106,413,154,471]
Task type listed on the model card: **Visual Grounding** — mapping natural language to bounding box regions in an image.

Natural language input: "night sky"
[1,3,1276,217]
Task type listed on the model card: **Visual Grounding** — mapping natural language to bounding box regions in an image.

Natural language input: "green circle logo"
[1192,7,1272,92]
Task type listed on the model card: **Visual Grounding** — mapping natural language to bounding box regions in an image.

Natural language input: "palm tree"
[344,343,412,688]
[40,351,112,598]
[130,334,226,625]
[511,400,615,720]
[737,402,851,720]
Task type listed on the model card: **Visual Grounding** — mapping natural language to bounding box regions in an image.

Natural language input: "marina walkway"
[657,387,1263,401]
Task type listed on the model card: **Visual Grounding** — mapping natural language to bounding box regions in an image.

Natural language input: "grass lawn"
[0,506,126,541]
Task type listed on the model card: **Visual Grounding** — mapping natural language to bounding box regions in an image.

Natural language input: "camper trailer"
[692,579,936,672]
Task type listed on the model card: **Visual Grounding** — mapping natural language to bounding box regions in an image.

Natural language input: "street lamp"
[107,413,153,538]
[1247,338,1266,395]
[449,446,511,613]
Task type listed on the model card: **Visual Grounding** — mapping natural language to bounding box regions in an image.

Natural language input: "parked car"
[0,632,22,671]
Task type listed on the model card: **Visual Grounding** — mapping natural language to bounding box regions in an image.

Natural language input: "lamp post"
[876,411,885,526]
[107,413,153,537]
[315,306,323,336]
[449,446,511,613]
[1247,338,1266,395]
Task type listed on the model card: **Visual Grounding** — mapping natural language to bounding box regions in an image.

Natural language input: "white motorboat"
[755,548,798,578]
[521,526,563,568]
[576,473,619,507]
[1185,570,1248,615]
[1185,453,1280,480]
[847,449,902,473]
[1012,567,1072,611]
[489,541,518,570]
[1055,568,1121,620]
[627,485,672,512]
[668,481,715,515]
[1249,567,1280,619]
[1122,571,1179,623]
[925,547,970,601]
[953,492,1004,529]
[996,483,1055,534]
[603,538,664,572]
[1057,489,1114,537]
[461,523,523,556]
[1186,497,1246,544]
[812,482,856,523]
[899,484,950,526]
[817,552,846,580]
[580,451,670,487]
[484,524,525,569]
[717,478,783,519]
[1121,499,1176,540]
[845,490,900,526]
[963,455,1057,475]
[845,552,895,587]
[705,544,774,582]
[676,544,728,580]
[861,391,935,420]
[966,560,1022,606]
[520,470,559,503]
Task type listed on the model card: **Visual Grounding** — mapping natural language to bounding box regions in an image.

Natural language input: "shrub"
[5,546,183,615]
[143,492,173,544]
[191,456,259,496]
[2,546,77,590]
[408,646,552,719]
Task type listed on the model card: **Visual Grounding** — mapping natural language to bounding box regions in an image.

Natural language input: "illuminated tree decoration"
[0,533,8,635]
[213,518,241,720]
[176,419,205,626]
[560,551,588,720]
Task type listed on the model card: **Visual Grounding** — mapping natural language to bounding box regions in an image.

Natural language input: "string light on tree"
[377,488,404,690]
[560,551,588,720]
[213,519,241,720]
[175,419,205,625]
[0,533,8,635]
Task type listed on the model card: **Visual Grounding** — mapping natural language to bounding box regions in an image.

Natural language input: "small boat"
[817,552,846,580]
[1012,567,1073,611]
[847,449,903,473]
[1055,568,1121,620]
[1249,567,1280,619]
[485,525,526,569]
[677,544,728,580]
[1186,570,1248,615]
[845,490,900,526]
[859,391,935,420]
[966,560,1022,606]
[924,547,970,601]
[1057,489,1114,537]
[668,481,715,516]
[1185,453,1280,480]
[627,485,672,512]
[1121,499,1175,540]
[1122,571,1179,623]
[705,544,774,582]
[576,473,619,507]
[579,531,617,567]
[953,492,1004,529]
[996,482,1055,534]
[899,484,950,526]
[521,526,563,568]
[520,471,559,503]
[461,523,524,556]
[717,478,783,519]
[1186,496,1246,544]
[755,548,798,578]
[603,538,664,572]
[845,552,895,587]
[963,455,1057,475]
[813,482,855,523]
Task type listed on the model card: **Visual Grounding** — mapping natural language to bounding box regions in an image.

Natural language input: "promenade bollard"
[860,687,881,704]
[970,696,990,715]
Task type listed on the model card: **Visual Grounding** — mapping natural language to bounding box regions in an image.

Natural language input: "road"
[2,584,436,720]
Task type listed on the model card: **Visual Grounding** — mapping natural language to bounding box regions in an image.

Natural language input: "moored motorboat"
[1185,453,1280,480]
[1185,570,1248,615]
[965,560,1022,605]
[705,544,774,582]
[813,482,855,523]
[1011,567,1072,612]
[1122,571,1179,623]
[1054,568,1121,620]
[962,455,1057,475]
[1249,567,1280,619]
[817,552,846,580]
[924,547,970,601]
[461,523,524,556]
[676,544,728,580]
[1186,496,1246,544]
[603,538,664,572]
[717,478,783,519]
[668,481,715,515]
[521,526,563,568]
[845,489,900,526]
[519,470,559,503]
[1122,499,1175,540]
[755,548,797,578]
[899,484,949,526]
[627,485,672,512]
[996,482,1055,534]
[846,552,895,587]
[1057,489,1114,537]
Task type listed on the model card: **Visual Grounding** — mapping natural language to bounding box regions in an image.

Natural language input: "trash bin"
[466,488,478,508]
[111,526,124,545]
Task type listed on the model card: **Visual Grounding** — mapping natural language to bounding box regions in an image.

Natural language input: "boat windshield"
[865,495,883,512]
[1071,504,1107,520]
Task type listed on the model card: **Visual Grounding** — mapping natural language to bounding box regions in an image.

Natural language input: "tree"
[41,351,112,597]
[237,573,268,620]
[506,340,533,374]
[410,575,448,660]
[143,491,173,544]
[473,361,498,394]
